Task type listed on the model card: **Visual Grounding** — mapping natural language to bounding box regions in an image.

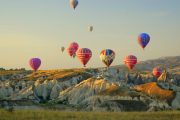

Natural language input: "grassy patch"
[0,70,23,76]
[0,109,179,120]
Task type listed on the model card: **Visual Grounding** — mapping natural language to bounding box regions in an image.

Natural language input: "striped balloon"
[100,49,115,67]
[76,48,92,67]
[153,66,163,78]
[29,58,41,71]
[124,55,137,70]
[138,33,150,49]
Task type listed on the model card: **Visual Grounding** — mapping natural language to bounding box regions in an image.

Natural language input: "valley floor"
[0,109,180,120]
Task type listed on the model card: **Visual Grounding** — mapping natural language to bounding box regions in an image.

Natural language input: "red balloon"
[67,42,79,57]
[29,58,41,71]
[153,67,163,78]
[76,48,92,67]
[69,42,79,52]
[124,55,137,70]
[67,47,76,57]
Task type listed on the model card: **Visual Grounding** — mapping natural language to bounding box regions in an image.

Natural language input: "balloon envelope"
[61,46,65,53]
[138,33,150,49]
[69,42,79,52]
[70,0,78,10]
[124,55,137,70]
[100,49,115,67]
[88,26,93,32]
[67,42,79,57]
[29,58,41,71]
[67,47,76,57]
[153,66,163,78]
[76,48,92,67]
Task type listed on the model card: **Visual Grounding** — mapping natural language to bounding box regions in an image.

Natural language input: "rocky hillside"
[0,56,180,112]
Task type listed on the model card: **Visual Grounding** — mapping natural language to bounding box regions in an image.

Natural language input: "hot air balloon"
[67,42,79,58]
[67,47,75,57]
[69,42,79,52]
[61,46,65,53]
[76,48,92,67]
[100,49,115,67]
[29,58,41,71]
[153,66,163,78]
[88,26,93,32]
[124,55,137,70]
[70,0,78,10]
[138,33,150,50]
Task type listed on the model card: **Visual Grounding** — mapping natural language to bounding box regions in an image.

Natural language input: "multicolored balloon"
[153,66,163,78]
[29,58,41,71]
[100,49,115,67]
[70,0,78,10]
[138,33,150,49]
[124,55,137,70]
[76,48,92,67]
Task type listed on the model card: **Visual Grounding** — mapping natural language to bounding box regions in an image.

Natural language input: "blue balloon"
[138,33,150,49]
[74,0,78,9]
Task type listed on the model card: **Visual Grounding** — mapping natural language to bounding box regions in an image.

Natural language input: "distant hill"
[113,56,180,74]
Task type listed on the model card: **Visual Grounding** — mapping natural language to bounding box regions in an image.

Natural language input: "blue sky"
[0,0,180,69]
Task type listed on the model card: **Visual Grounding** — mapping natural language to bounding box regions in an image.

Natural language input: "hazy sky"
[0,0,180,69]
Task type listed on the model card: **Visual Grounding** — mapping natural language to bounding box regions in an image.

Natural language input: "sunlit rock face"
[50,83,62,100]
[32,75,86,101]
[33,79,60,100]
[133,82,175,101]
[58,78,120,104]
[11,86,34,100]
